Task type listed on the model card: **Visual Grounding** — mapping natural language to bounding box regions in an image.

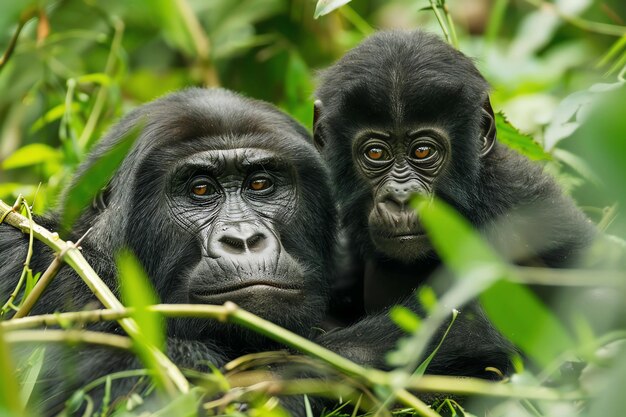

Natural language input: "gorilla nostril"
[246,233,267,252]
[218,235,246,253]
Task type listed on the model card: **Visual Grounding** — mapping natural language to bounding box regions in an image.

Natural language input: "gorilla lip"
[193,281,301,296]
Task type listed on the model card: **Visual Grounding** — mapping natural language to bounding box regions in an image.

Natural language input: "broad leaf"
[61,123,141,231]
[2,144,62,170]
[413,196,574,367]
[496,113,551,161]
[116,248,164,351]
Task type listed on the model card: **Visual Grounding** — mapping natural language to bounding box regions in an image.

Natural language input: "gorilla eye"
[248,178,273,191]
[365,147,389,161]
[189,178,215,198]
[413,146,432,159]
[192,184,208,195]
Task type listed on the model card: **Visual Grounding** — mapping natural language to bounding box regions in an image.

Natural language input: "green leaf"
[411,197,504,274]
[479,280,574,368]
[2,144,62,170]
[61,123,141,231]
[314,0,352,19]
[151,388,203,417]
[495,112,551,161]
[413,310,458,377]
[279,51,314,128]
[65,389,86,413]
[116,248,164,351]
[417,286,437,314]
[390,305,422,333]
[22,271,41,302]
[17,347,45,406]
[0,327,24,416]
[304,394,313,417]
[413,196,574,367]
[30,103,81,134]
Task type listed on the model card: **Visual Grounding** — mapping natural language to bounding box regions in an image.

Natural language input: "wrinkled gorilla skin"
[314,30,597,376]
[0,88,336,414]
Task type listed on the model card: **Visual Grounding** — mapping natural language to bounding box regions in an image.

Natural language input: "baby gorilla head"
[313,30,495,263]
[71,88,337,343]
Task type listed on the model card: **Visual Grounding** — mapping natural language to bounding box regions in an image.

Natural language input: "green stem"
[3,329,132,350]
[441,3,458,48]
[339,6,374,36]
[429,0,451,44]
[0,8,37,71]
[13,256,64,318]
[485,0,509,45]
[79,18,125,150]
[1,197,34,315]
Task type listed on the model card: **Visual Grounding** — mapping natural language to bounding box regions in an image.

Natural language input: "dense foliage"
[1,1,626,417]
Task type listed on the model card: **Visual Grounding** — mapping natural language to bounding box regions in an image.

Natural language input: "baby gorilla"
[0,88,336,414]
[314,30,597,377]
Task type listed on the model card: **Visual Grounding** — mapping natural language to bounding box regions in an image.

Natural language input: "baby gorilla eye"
[365,146,389,161]
[412,145,436,160]
[248,178,273,191]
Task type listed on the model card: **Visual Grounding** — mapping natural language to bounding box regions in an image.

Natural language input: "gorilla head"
[314,31,506,263]
[67,88,336,342]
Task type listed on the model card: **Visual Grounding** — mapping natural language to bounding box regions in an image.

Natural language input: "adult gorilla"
[314,30,597,377]
[0,88,336,413]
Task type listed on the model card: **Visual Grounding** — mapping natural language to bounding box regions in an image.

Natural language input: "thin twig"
[428,0,451,44]
[440,1,458,48]
[1,196,35,314]
[78,17,124,150]
[0,8,38,71]
[3,329,132,350]
[405,375,584,400]
[174,0,219,86]
[13,227,92,319]
[13,257,64,319]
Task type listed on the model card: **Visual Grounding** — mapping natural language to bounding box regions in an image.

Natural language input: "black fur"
[0,88,337,414]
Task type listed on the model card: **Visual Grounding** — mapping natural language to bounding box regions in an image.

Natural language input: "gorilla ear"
[480,98,497,157]
[313,100,326,152]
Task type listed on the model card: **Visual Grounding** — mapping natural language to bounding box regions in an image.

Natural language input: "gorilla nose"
[212,223,274,256]
[381,181,421,212]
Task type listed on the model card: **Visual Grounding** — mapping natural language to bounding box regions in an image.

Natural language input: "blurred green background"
[1,2,626,417]
[1,0,625,228]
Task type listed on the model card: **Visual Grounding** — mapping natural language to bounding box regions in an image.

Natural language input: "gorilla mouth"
[389,232,425,238]
[190,280,303,304]
[195,280,301,296]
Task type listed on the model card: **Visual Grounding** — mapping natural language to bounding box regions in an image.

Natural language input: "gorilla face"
[353,128,451,261]
[73,88,336,341]
[313,30,494,265]
[165,147,307,319]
